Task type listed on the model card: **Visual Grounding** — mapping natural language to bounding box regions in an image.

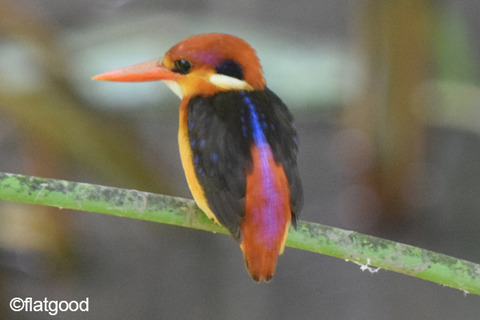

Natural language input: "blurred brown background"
[1,0,480,319]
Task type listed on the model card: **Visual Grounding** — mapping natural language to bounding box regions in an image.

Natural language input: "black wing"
[187,89,303,240]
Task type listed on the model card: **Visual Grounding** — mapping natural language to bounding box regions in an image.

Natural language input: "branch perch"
[0,172,479,294]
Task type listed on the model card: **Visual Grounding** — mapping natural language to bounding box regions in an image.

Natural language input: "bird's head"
[93,33,266,99]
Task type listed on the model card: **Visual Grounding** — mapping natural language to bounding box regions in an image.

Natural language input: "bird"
[93,33,303,282]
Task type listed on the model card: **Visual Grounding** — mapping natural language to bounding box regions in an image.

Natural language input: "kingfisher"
[93,33,303,282]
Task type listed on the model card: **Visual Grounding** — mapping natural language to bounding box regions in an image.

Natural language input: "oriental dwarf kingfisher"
[93,33,303,282]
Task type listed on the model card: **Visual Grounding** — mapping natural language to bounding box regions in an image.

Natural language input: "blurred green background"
[1,0,480,319]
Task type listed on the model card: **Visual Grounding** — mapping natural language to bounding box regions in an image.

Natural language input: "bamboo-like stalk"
[0,172,479,294]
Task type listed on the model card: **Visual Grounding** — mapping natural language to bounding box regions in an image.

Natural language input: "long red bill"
[92,59,182,82]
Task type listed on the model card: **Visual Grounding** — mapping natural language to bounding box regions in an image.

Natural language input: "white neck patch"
[209,74,253,91]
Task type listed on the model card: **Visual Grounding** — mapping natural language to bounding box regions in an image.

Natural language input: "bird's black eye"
[173,59,192,74]
[215,59,244,80]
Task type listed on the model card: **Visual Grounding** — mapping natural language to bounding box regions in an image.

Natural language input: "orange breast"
[178,99,217,222]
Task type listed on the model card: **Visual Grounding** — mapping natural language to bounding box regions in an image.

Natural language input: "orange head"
[92,33,266,98]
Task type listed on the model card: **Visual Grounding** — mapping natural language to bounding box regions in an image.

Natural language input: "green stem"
[0,172,479,294]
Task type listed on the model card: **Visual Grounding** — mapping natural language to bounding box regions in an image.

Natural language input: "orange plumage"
[242,144,291,281]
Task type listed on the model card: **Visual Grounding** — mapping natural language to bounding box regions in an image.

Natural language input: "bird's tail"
[240,223,290,282]
[241,145,291,282]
